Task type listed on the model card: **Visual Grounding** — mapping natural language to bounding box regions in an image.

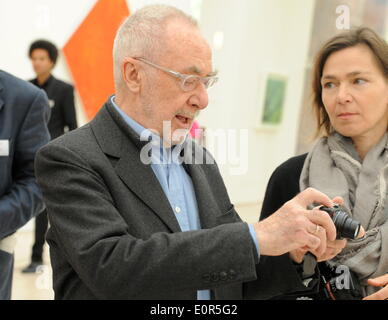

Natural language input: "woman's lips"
[337,112,358,120]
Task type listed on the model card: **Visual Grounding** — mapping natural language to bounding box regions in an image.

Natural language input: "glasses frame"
[133,57,218,92]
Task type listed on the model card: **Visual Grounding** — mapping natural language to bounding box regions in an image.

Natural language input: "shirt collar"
[110,95,188,165]
[32,74,53,88]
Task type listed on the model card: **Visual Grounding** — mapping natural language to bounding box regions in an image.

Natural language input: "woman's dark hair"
[312,27,388,136]
[29,39,59,65]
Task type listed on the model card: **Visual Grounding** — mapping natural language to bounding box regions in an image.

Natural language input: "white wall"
[0,0,206,231]
[0,0,201,126]
[199,0,316,206]
[0,0,316,224]
[0,0,98,125]
[0,0,202,79]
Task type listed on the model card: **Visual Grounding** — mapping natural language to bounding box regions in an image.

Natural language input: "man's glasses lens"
[182,76,218,91]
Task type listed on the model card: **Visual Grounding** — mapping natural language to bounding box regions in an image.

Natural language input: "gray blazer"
[35,99,262,300]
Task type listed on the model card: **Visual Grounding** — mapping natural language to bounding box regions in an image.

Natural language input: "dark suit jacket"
[0,70,51,239]
[30,75,77,139]
[36,99,263,300]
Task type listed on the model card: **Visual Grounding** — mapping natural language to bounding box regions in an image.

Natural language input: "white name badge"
[0,140,9,156]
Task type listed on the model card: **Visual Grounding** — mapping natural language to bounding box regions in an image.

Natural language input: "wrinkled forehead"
[158,19,213,74]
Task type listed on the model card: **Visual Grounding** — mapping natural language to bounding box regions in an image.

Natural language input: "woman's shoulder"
[260,153,308,219]
[260,153,308,220]
[271,153,308,179]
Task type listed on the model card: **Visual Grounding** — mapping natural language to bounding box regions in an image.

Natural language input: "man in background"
[22,39,78,273]
[0,70,50,299]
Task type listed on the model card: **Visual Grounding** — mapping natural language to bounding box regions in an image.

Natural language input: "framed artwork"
[260,73,288,127]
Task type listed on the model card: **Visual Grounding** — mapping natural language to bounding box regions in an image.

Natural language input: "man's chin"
[173,131,190,145]
[160,130,188,147]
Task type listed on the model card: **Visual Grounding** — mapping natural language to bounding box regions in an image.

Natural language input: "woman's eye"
[354,78,366,85]
[323,82,335,89]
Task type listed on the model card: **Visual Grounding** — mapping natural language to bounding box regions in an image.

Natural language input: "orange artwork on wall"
[63,0,130,120]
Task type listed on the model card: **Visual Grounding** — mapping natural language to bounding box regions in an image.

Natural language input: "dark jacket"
[0,70,51,239]
[30,75,77,139]
[35,99,264,300]
[256,153,328,299]
[260,154,307,221]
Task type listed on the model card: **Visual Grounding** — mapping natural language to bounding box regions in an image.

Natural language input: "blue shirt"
[111,96,259,300]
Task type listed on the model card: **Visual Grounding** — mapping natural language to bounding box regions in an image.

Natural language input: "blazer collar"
[91,99,182,232]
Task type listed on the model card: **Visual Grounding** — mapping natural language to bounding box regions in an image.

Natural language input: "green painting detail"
[261,75,287,125]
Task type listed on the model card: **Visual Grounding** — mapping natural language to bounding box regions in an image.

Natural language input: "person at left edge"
[22,39,78,273]
[0,70,51,299]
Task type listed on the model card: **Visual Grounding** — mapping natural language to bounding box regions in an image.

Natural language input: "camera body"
[319,205,361,239]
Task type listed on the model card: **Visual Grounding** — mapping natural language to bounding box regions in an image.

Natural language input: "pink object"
[189,121,201,139]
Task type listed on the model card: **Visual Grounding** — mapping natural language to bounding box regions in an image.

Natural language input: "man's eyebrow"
[184,66,218,77]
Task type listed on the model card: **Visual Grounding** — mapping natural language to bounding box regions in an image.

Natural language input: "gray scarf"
[300,132,388,297]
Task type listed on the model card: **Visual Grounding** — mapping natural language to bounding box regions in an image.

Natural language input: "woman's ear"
[121,58,141,93]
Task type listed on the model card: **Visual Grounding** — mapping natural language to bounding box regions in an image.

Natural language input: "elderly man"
[35,5,340,300]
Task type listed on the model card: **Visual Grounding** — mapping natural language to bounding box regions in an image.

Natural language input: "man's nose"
[188,82,209,110]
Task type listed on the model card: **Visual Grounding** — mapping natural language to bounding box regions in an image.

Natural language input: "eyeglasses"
[133,57,218,92]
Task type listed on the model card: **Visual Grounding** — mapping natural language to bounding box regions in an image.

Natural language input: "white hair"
[113,4,198,90]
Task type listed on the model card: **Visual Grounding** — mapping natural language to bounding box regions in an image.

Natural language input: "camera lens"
[319,205,361,239]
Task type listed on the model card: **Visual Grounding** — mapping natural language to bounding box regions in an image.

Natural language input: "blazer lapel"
[182,145,223,229]
[91,100,181,233]
[115,143,182,233]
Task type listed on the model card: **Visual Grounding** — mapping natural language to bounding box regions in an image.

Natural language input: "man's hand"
[254,188,337,257]
[288,196,366,263]
[289,238,347,263]
[290,196,350,263]
[363,274,388,300]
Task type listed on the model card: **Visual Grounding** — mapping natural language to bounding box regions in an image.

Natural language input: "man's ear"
[121,58,141,93]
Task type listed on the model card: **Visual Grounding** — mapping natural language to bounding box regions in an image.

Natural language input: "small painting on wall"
[260,74,288,126]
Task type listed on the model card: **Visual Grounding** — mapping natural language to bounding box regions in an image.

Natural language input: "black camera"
[319,205,361,239]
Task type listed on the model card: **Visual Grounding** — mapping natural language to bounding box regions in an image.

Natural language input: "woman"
[260,27,388,299]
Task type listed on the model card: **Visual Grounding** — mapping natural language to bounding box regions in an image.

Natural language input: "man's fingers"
[306,224,331,258]
[305,208,337,241]
[327,239,347,250]
[295,225,321,251]
[311,225,327,257]
[289,248,308,264]
[304,233,321,251]
[297,188,333,208]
